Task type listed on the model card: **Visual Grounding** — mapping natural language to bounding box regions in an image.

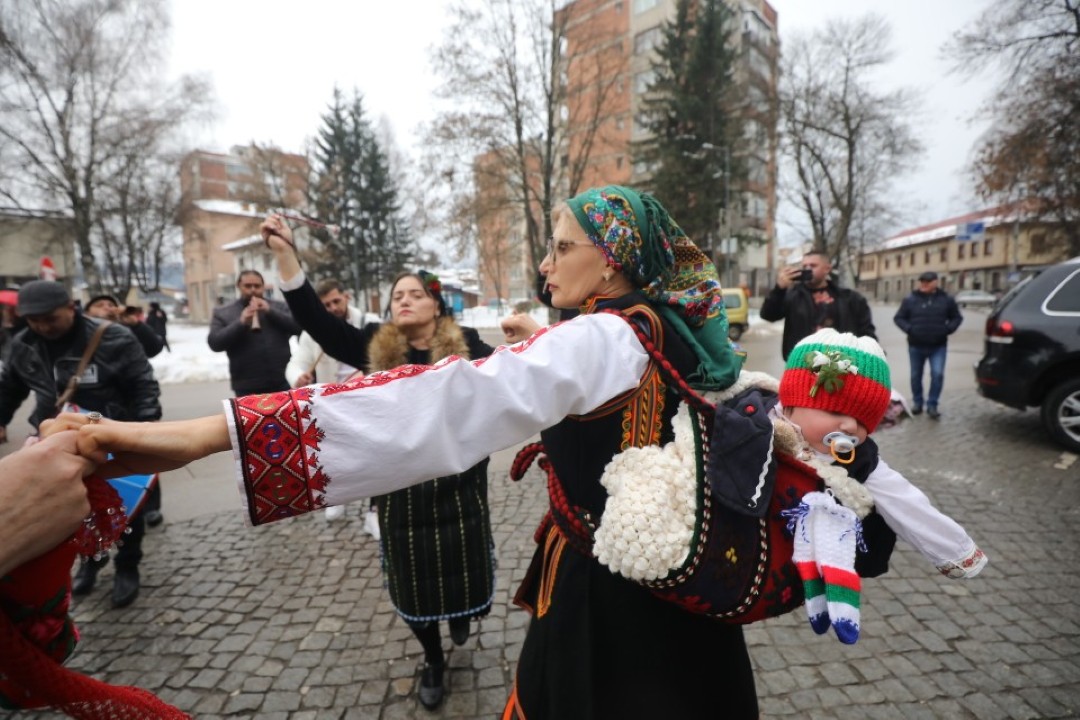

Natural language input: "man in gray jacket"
[208,270,300,395]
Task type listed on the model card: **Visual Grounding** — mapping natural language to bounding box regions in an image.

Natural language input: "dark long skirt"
[377,459,495,622]
[504,524,759,720]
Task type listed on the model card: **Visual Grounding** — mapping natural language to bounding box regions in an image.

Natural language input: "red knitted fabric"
[0,475,189,718]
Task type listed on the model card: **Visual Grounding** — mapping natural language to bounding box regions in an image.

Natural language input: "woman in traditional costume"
[260,241,497,710]
[73,186,760,719]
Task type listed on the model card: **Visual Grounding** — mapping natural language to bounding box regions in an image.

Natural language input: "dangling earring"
[602,271,612,282]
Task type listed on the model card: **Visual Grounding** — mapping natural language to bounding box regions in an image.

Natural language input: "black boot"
[418,662,445,710]
[449,616,471,646]
[72,556,107,596]
[111,566,140,608]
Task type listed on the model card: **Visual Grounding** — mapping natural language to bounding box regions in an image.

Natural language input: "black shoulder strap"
[55,320,111,409]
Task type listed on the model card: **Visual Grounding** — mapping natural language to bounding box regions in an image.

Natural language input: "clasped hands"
[0,413,231,576]
[39,413,232,479]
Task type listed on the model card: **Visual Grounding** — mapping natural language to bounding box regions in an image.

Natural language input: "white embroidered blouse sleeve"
[224,312,650,523]
[863,457,981,568]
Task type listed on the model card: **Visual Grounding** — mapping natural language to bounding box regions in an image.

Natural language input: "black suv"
[975,256,1080,452]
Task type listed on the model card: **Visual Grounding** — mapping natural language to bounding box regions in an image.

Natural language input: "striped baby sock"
[813,495,862,644]
[790,492,831,634]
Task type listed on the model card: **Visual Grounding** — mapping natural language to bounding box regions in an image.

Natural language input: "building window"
[742,9,773,46]
[1031,232,1048,254]
[634,27,662,55]
[616,156,624,170]
[634,69,656,94]
[958,243,965,259]
[747,46,772,78]
[747,156,767,185]
[940,247,947,261]
[634,0,659,13]
[884,258,890,269]
[909,251,915,266]
[985,238,992,255]
[971,240,979,255]
[924,250,931,264]
[895,253,902,268]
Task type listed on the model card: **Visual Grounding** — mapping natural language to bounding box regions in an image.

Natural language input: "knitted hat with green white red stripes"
[779,329,891,433]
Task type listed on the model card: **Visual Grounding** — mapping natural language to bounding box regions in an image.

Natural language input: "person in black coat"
[84,295,165,359]
[0,281,161,608]
[146,301,170,352]
[759,251,877,360]
[893,271,963,418]
[208,270,301,396]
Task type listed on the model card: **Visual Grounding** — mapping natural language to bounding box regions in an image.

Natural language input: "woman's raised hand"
[259,213,303,282]
[260,213,294,251]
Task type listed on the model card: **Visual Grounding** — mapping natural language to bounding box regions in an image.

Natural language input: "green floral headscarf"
[566,185,743,390]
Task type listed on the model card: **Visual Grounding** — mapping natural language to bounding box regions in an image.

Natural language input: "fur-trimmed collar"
[367,317,470,373]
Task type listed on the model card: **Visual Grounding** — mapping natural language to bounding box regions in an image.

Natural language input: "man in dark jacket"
[85,294,165,359]
[759,251,877,359]
[0,280,161,607]
[146,301,170,351]
[208,270,300,395]
[84,294,168,527]
[893,271,963,419]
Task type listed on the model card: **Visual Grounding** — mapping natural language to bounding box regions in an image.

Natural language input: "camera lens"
[799,268,813,283]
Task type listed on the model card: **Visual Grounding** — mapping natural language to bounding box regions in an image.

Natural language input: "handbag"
[593,312,822,624]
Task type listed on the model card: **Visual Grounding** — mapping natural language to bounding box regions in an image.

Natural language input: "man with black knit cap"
[0,280,161,607]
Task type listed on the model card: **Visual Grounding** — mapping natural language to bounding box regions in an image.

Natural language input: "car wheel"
[728,324,743,341]
[1041,377,1080,453]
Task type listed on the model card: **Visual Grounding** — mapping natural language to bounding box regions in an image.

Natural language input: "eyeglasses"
[545,236,594,262]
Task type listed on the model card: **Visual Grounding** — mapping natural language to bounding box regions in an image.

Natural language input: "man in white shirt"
[286,278,379,536]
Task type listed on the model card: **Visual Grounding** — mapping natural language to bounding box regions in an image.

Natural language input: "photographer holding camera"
[759,250,877,360]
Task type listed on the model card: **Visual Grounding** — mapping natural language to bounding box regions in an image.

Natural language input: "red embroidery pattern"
[235,323,564,525]
[232,390,328,525]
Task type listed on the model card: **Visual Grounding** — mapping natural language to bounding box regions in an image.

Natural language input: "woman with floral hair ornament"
[69,186,760,718]
[232,221,499,711]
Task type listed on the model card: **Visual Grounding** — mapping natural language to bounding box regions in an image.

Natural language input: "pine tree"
[307,88,413,307]
[633,0,743,251]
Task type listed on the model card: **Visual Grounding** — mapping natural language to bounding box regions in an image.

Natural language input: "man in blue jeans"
[893,271,963,418]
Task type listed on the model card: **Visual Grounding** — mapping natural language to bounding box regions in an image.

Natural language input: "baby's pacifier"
[823,431,860,464]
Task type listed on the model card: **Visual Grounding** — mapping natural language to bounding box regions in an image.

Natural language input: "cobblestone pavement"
[13,320,1080,719]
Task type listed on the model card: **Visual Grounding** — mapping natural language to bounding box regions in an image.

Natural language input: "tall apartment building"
[565,0,780,292]
[179,145,308,322]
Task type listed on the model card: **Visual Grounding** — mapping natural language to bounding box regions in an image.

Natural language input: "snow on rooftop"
[221,234,264,251]
[193,199,265,218]
[880,206,1020,250]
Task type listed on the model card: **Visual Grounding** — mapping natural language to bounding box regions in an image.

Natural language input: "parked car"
[722,287,749,340]
[955,289,998,309]
[974,257,1080,452]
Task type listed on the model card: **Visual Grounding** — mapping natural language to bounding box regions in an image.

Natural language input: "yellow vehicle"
[722,287,749,340]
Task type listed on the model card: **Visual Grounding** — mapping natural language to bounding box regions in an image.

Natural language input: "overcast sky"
[169,0,997,244]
